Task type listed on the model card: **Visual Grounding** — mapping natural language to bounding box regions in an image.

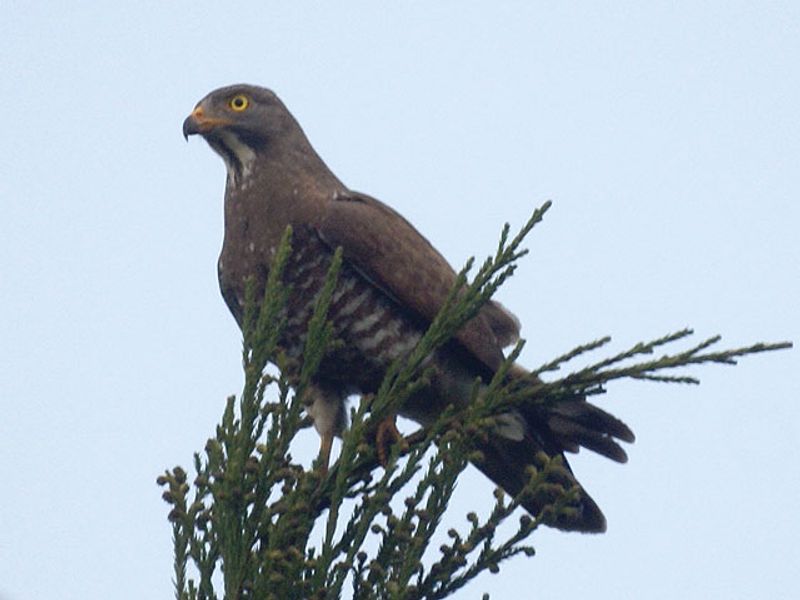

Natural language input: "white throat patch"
[218,131,257,189]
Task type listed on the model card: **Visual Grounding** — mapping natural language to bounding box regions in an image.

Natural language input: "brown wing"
[316,191,520,372]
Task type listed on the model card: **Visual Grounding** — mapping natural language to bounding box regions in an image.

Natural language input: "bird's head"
[184,83,342,191]
[182,84,296,142]
[183,84,303,182]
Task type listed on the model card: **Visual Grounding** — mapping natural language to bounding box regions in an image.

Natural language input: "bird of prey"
[183,84,634,533]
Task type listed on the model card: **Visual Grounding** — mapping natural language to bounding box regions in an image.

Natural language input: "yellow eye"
[229,94,249,112]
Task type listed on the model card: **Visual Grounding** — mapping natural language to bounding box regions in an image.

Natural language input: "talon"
[375,414,409,466]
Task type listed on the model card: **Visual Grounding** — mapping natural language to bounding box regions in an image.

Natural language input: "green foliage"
[158,202,791,599]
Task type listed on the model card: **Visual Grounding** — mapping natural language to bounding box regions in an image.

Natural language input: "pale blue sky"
[1,3,798,599]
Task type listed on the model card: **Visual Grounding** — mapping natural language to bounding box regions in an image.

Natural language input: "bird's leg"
[375,413,409,466]
[304,384,347,475]
[318,431,334,475]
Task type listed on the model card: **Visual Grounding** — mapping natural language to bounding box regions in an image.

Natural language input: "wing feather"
[317,191,520,372]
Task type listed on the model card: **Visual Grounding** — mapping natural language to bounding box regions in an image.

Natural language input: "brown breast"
[219,226,428,395]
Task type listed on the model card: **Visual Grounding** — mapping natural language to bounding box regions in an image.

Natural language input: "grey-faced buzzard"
[183,84,634,533]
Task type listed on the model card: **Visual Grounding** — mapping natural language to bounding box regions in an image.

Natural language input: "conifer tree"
[159,202,790,599]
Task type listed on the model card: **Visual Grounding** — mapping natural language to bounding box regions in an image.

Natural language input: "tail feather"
[532,399,635,463]
[472,435,607,533]
[416,360,633,532]
[549,401,635,446]
[547,408,631,463]
[471,376,634,533]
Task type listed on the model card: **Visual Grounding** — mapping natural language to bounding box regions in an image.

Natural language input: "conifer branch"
[159,202,791,599]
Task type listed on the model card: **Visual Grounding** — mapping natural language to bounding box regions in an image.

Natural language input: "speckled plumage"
[183,84,634,532]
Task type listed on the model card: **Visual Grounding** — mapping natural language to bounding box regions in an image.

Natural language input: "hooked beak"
[182,106,233,140]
